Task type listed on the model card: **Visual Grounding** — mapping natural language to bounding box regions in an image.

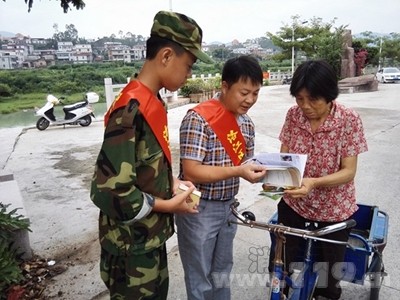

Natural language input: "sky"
[1,0,399,43]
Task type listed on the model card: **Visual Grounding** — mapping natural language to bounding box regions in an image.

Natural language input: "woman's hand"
[284,178,316,198]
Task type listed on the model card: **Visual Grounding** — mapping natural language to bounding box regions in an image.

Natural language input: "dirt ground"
[2,123,105,299]
[42,143,183,299]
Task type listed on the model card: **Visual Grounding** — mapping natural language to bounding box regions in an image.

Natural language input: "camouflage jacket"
[90,95,174,256]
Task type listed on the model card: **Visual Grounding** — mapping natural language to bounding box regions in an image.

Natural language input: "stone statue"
[340,29,356,78]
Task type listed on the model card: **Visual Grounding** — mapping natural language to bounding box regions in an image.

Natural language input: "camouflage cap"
[151,11,214,64]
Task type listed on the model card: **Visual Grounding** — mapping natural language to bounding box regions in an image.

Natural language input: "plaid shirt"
[179,109,255,201]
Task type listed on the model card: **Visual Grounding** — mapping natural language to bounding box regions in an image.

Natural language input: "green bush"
[179,78,206,97]
[0,83,13,97]
[263,79,270,86]
[0,203,31,297]
[52,81,84,94]
[178,84,192,97]
[205,76,221,91]
[179,77,222,97]
[0,63,138,95]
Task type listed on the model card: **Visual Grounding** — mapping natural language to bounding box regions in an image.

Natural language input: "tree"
[52,23,79,43]
[354,49,368,76]
[380,33,400,67]
[353,32,400,68]
[352,32,379,68]
[267,16,346,77]
[256,37,278,50]
[1,0,86,12]
[64,24,79,42]
[136,35,145,43]
[211,47,234,61]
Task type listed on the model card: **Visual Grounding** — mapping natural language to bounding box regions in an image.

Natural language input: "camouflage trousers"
[100,244,169,300]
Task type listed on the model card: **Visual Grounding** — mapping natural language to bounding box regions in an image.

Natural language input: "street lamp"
[291,27,295,76]
[291,21,308,76]
[378,37,382,70]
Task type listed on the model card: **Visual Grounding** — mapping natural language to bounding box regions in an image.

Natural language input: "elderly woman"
[274,60,368,299]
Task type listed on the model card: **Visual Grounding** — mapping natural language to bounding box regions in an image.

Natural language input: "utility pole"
[378,37,383,70]
[291,20,308,76]
[291,26,295,76]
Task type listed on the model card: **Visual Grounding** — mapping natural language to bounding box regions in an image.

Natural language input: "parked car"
[376,67,400,83]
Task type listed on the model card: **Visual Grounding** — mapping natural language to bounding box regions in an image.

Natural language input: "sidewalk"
[2,84,400,299]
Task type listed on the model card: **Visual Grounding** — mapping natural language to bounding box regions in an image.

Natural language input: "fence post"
[104,77,114,109]
[0,172,32,260]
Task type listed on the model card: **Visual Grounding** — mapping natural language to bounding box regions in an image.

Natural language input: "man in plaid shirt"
[176,56,267,300]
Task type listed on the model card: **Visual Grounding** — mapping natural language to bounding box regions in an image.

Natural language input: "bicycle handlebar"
[230,202,357,247]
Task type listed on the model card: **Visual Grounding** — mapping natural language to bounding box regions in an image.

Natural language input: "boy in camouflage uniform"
[90,11,213,299]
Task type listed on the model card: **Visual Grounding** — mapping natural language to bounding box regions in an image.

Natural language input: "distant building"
[232,48,251,55]
[231,39,241,46]
[130,45,145,61]
[56,51,73,62]
[55,42,93,64]
[30,38,48,46]
[0,52,18,69]
[57,41,73,52]
[0,31,277,69]
[104,41,123,49]
[0,43,28,68]
[108,45,131,63]
[71,52,93,64]
[71,44,93,63]
[22,57,49,68]
[202,42,210,52]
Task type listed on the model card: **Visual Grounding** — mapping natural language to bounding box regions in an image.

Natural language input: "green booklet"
[259,188,285,201]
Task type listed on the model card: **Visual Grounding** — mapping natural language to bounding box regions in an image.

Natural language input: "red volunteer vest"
[104,80,171,164]
[191,99,246,166]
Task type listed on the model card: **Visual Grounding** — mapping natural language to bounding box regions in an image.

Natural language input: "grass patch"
[0,87,105,114]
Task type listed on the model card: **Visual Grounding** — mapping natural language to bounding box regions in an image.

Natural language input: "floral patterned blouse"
[280,101,368,222]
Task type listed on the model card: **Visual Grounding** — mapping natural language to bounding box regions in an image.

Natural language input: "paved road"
[1,83,400,299]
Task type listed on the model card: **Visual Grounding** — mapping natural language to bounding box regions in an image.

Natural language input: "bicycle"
[229,201,388,300]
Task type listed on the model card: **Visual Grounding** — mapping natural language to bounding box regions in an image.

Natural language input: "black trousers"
[269,200,352,300]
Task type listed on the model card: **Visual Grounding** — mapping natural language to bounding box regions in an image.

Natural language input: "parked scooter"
[35,92,99,131]
[282,74,292,85]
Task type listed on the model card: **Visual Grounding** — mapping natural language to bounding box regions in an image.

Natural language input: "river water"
[0,102,108,129]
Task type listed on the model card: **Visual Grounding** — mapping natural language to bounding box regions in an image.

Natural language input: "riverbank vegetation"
[0,60,284,114]
[0,62,139,114]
